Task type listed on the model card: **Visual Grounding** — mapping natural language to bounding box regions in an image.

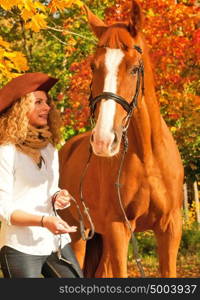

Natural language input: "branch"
[45,26,97,44]
[19,16,31,60]
[47,31,67,45]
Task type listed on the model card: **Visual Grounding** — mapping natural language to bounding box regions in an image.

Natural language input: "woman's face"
[27,91,50,127]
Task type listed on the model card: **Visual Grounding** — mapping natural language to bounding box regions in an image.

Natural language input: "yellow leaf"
[0,37,11,49]
[21,9,34,22]
[64,0,83,7]
[73,0,83,7]
[0,0,21,10]
[48,0,83,12]
[170,127,177,133]
[4,59,15,70]
[0,62,5,69]
[4,51,29,71]
[25,13,47,32]
[32,1,46,12]
[48,0,66,12]
[22,0,34,11]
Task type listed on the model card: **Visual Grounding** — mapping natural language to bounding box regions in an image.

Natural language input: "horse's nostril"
[90,132,94,143]
[113,132,118,144]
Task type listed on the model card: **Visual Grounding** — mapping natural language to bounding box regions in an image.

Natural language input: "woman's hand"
[53,189,72,210]
[42,215,77,235]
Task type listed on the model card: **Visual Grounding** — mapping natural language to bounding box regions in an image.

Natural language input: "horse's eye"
[90,63,96,71]
[130,67,138,75]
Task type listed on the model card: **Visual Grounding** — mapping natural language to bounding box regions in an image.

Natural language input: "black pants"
[0,245,83,278]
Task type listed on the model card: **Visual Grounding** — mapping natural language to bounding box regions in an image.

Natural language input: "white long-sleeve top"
[0,143,71,255]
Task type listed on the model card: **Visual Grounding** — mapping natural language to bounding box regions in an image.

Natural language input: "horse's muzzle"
[90,130,120,157]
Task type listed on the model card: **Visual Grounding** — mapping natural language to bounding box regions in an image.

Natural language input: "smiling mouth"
[39,115,48,119]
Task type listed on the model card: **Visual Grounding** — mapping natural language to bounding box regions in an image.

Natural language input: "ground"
[0,255,199,278]
[128,255,200,278]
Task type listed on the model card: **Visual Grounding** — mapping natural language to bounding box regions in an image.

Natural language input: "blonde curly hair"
[0,93,62,146]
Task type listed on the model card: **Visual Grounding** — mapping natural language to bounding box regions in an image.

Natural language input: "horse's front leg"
[95,221,131,278]
[154,209,182,277]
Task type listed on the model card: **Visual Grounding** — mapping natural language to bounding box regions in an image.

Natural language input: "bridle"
[89,45,144,130]
[78,45,146,277]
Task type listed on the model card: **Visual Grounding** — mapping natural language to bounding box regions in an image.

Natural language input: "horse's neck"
[129,98,162,164]
[129,61,163,164]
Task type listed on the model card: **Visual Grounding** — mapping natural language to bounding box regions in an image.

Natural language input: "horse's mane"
[98,23,136,50]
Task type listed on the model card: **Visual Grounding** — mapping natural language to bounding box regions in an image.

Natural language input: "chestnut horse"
[59,0,184,278]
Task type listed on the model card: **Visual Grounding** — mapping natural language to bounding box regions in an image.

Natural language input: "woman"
[0,72,83,278]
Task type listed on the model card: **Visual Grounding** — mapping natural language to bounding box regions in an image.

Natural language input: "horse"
[58,0,184,278]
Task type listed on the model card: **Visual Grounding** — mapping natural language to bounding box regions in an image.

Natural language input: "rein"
[68,148,95,241]
[116,131,145,277]
[78,146,95,240]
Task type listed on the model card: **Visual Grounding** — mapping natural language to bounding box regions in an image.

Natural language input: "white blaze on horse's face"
[91,48,125,157]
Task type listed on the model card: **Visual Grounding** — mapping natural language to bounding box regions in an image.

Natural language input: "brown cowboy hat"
[0,72,58,113]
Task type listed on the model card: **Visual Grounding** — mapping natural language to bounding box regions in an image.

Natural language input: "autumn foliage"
[67,0,200,119]
[0,0,199,180]
[62,0,200,180]
[62,58,92,132]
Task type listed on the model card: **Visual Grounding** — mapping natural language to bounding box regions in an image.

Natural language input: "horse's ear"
[83,5,107,39]
[128,0,143,37]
